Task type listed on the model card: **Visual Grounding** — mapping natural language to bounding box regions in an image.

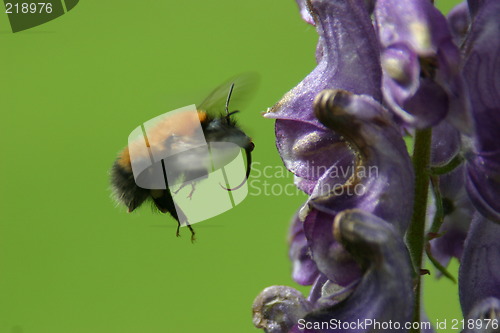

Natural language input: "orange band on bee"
[117,147,132,171]
[120,110,208,169]
[197,111,207,122]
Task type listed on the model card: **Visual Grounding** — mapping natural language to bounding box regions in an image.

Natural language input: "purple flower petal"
[466,151,500,222]
[294,176,320,196]
[463,298,500,333]
[447,1,470,45]
[310,91,414,233]
[295,0,315,25]
[439,40,473,134]
[462,0,500,222]
[303,209,363,286]
[253,210,414,333]
[428,124,471,266]
[375,0,449,56]
[307,274,329,305]
[431,121,462,166]
[295,90,414,286]
[253,286,312,333]
[380,43,420,107]
[459,213,500,316]
[308,275,356,309]
[430,167,473,267]
[275,120,353,195]
[302,210,414,331]
[289,210,320,285]
[400,78,450,128]
[462,0,500,153]
[265,0,382,126]
[267,0,382,197]
[375,0,472,130]
[467,0,487,18]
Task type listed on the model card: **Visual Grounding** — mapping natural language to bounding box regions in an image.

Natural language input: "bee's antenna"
[225,83,235,116]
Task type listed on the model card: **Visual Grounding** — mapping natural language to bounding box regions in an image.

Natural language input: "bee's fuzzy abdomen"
[110,158,149,212]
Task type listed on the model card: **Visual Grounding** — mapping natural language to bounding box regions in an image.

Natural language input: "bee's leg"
[176,220,181,237]
[187,183,197,200]
[174,182,197,199]
[151,189,185,239]
[187,222,196,243]
[173,182,190,195]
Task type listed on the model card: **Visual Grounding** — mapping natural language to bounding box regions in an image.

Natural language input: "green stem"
[430,154,464,175]
[428,175,444,235]
[405,128,432,333]
[426,175,456,282]
[425,246,457,283]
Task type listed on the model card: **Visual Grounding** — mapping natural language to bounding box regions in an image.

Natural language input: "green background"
[0,0,463,332]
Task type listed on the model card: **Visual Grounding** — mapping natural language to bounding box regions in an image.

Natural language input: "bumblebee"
[110,75,256,242]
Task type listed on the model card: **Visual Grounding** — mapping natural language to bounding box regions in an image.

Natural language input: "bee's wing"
[197,73,260,114]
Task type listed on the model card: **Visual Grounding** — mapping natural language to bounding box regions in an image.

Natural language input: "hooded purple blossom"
[462,298,500,333]
[447,1,470,45]
[429,166,473,267]
[374,0,471,131]
[253,210,414,333]
[428,122,473,267]
[428,0,500,280]
[265,0,413,287]
[267,0,382,197]
[467,0,487,18]
[303,90,414,285]
[430,118,461,167]
[289,209,320,286]
[427,0,500,323]
[459,213,500,318]
[461,0,500,223]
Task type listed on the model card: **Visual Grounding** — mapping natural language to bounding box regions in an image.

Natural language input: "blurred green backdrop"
[0,0,463,332]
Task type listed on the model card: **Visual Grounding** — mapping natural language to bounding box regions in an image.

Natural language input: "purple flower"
[253,285,313,333]
[428,123,473,267]
[268,0,382,204]
[467,0,487,18]
[461,0,500,223]
[443,0,500,325]
[289,209,320,286]
[430,120,462,166]
[429,166,473,267]
[265,0,382,127]
[304,90,414,286]
[374,0,471,131]
[428,0,500,275]
[459,213,500,318]
[265,0,413,287]
[253,210,415,333]
[463,298,500,333]
[447,1,470,45]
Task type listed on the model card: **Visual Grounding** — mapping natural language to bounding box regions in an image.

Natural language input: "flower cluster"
[252,0,500,332]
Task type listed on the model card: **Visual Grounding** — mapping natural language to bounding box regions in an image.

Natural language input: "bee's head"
[202,113,254,152]
[201,111,254,192]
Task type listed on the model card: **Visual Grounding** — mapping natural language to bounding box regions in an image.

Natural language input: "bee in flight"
[110,75,257,242]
